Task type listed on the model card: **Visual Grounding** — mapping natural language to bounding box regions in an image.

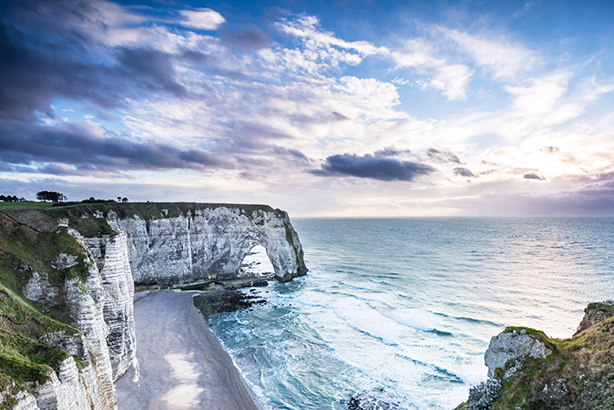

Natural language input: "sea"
[206,218,614,410]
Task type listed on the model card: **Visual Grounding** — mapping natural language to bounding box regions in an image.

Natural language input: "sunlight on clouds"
[431,64,473,100]
[443,28,539,80]
[505,72,571,114]
[4,0,614,216]
[274,15,387,58]
[179,8,225,30]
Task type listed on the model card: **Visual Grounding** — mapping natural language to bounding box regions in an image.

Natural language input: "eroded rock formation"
[484,330,552,379]
[113,205,306,284]
[0,203,306,410]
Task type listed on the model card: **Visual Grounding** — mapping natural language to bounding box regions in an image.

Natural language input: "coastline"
[115,289,263,410]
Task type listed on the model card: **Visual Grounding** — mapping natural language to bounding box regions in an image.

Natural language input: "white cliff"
[116,206,306,284]
[3,203,305,410]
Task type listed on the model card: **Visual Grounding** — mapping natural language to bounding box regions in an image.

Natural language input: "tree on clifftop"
[36,191,67,202]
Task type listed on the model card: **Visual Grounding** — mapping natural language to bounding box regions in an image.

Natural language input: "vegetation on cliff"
[456,302,614,410]
[0,285,77,390]
[0,210,87,404]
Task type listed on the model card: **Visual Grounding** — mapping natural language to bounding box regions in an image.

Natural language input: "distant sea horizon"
[207,217,614,409]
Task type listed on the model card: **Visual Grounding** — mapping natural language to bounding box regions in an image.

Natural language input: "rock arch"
[113,205,307,284]
[239,245,275,277]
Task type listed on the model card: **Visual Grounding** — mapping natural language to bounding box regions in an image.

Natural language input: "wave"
[394,353,464,384]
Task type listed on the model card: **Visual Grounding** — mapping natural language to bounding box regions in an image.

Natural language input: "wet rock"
[342,392,400,410]
[193,290,266,317]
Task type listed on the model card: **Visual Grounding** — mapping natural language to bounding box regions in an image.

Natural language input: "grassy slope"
[0,211,85,403]
[491,320,614,410]
[0,284,77,390]
[454,316,614,410]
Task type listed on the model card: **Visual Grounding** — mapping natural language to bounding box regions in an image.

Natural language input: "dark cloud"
[220,26,269,50]
[117,48,187,98]
[454,167,477,177]
[312,153,435,181]
[0,20,193,121]
[373,147,411,157]
[0,21,128,119]
[523,172,547,181]
[0,120,229,174]
[427,148,461,164]
[331,111,349,121]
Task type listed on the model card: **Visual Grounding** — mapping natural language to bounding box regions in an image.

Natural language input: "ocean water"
[207,218,614,410]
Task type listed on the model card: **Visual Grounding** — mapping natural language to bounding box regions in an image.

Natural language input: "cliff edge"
[0,202,307,409]
[456,301,614,410]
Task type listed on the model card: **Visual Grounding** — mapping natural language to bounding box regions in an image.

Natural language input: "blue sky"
[1,0,613,216]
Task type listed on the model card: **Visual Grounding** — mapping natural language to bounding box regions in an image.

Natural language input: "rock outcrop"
[574,300,614,335]
[484,330,552,379]
[0,202,307,410]
[456,302,614,410]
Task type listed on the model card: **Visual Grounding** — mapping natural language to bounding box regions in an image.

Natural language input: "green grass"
[491,317,614,410]
[0,211,92,327]
[48,201,277,220]
[0,202,53,209]
[0,284,81,398]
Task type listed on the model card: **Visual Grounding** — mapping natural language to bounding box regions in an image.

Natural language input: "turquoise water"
[207,218,614,410]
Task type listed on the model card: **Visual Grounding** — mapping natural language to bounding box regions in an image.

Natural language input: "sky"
[1,0,614,217]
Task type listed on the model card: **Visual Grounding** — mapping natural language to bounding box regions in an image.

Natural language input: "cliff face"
[114,205,306,284]
[0,202,306,410]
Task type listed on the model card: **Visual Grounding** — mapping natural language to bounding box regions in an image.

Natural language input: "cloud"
[454,167,477,177]
[504,72,572,114]
[312,153,435,181]
[0,19,198,121]
[179,8,225,30]
[392,39,472,101]
[373,147,411,157]
[427,149,461,164]
[443,28,538,79]
[275,15,387,58]
[0,21,127,119]
[0,120,229,174]
[540,146,560,153]
[221,26,269,50]
[117,48,187,97]
[523,172,547,181]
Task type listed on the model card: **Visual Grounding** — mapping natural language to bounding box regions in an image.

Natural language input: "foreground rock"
[193,289,266,317]
[455,300,614,410]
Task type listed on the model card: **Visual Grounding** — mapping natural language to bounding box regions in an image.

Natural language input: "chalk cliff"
[0,202,306,410]
[113,205,306,284]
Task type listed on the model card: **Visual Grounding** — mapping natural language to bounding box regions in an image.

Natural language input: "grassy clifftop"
[457,302,614,410]
[2,202,285,236]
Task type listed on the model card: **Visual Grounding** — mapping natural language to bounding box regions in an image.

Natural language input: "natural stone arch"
[117,205,307,285]
[239,245,275,278]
